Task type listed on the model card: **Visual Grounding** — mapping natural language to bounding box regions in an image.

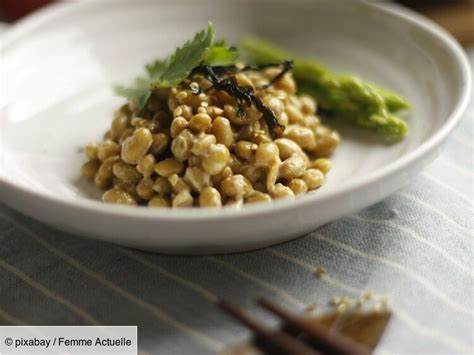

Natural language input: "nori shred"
[189,60,293,137]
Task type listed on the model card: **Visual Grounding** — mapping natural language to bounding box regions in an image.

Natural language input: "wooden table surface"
[398,0,474,46]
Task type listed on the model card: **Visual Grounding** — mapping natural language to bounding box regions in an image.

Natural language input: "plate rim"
[1,0,471,221]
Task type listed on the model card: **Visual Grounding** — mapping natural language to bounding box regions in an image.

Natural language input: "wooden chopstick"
[217,299,321,355]
[257,298,370,355]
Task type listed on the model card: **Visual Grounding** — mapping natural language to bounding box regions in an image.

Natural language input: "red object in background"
[0,0,55,21]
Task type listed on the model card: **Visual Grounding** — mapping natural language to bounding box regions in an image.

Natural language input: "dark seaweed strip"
[189,61,291,137]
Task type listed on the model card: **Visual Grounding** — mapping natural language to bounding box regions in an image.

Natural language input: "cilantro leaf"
[203,45,239,66]
[114,59,167,109]
[214,39,228,47]
[113,77,151,110]
[152,23,215,88]
[115,23,239,110]
[145,59,168,78]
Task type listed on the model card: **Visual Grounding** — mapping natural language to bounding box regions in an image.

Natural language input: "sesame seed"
[362,290,374,301]
[190,82,200,92]
[312,267,328,277]
[356,298,365,307]
[373,303,384,313]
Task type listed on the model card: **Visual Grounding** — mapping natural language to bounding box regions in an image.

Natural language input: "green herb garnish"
[114,23,238,110]
[114,78,150,112]
[203,45,239,66]
[151,23,215,88]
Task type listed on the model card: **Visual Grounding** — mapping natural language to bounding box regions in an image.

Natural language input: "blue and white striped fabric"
[1,51,472,355]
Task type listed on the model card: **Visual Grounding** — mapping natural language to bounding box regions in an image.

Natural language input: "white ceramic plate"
[0,0,470,254]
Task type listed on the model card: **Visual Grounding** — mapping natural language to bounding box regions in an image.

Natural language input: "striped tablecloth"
[1,42,472,354]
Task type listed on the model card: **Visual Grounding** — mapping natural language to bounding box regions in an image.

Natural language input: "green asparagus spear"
[241,37,410,139]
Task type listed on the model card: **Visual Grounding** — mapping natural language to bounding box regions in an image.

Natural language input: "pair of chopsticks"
[218,298,370,355]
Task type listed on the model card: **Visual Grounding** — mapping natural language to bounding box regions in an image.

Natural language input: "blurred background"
[1,0,473,47]
[0,0,473,47]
